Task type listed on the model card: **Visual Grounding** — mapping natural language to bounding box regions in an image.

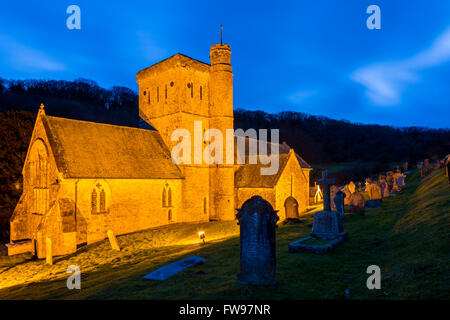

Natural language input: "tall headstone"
[330,185,340,211]
[236,196,279,285]
[107,230,121,251]
[46,237,52,265]
[317,170,336,212]
[334,190,345,217]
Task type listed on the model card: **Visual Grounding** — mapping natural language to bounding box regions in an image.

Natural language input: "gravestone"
[289,171,347,253]
[333,190,346,230]
[334,190,346,218]
[143,256,206,280]
[311,171,345,240]
[386,172,394,190]
[348,192,365,215]
[342,186,351,205]
[236,196,279,285]
[366,182,382,208]
[348,181,356,194]
[397,173,406,188]
[311,211,344,240]
[107,230,120,251]
[330,185,340,211]
[379,180,390,198]
[46,237,52,265]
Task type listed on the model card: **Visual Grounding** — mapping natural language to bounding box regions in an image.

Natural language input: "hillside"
[0,168,448,299]
[0,78,449,241]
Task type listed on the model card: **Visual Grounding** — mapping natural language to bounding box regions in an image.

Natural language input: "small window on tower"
[165,85,167,100]
[148,91,150,104]
[170,81,174,87]
[143,90,147,96]
[200,86,203,100]
[157,87,159,102]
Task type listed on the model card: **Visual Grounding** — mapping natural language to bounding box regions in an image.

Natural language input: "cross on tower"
[317,170,336,211]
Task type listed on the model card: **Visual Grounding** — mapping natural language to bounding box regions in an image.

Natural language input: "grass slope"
[0,169,448,300]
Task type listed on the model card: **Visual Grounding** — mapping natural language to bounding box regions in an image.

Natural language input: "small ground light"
[198,231,206,244]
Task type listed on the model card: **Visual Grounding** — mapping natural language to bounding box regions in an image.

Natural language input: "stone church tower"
[136,43,235,221]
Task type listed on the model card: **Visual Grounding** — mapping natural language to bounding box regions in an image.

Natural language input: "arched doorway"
[284,196,299,219]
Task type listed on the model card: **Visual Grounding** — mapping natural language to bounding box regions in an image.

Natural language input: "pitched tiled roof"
[41,115,183,179]
[235,153,291,188]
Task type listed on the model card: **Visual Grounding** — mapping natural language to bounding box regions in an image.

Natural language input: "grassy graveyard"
[0,168,448,300]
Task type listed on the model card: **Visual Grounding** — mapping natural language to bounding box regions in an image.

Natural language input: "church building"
[8,41,312,258]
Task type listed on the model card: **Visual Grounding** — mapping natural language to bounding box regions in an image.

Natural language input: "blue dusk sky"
[1,0,449,128]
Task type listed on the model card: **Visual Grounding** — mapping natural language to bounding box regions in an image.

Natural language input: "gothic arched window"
[168,188,172,207]
[100,189,106,212]
[162,188,167,207]
[91,183,108,214]
[91,189,98,213]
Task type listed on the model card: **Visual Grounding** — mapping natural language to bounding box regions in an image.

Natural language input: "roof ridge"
[46,115,157,133]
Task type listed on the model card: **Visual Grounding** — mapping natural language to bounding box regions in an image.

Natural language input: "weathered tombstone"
[379,180,389,198]
[236,196,279,285]
[334,191,346,226]
[330,185,339,211]
[397,173,406,188]
[341,186,351,205]
[386,172,394,190]
[311,172,345,239]
[348,192,365,215]
[46,237,52,265]
[107,230,121,251]
[348,181,356,194]
[311,210,344,240]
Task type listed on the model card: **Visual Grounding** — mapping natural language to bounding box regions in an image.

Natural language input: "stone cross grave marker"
[107,230,121,251]
[46,237,52,265]
[236,195,279,285]
[317,170,336,211]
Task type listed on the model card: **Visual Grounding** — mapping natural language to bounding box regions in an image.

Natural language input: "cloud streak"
[351,27,450,106]
[0,34,66,72]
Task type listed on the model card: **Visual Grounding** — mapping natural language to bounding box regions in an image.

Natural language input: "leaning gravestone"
[46,237,52,265]
[348,192,365,215]
[107,230,120,251]
[236,196,279,285]
[334,190,346,218]
[289,171,347,254]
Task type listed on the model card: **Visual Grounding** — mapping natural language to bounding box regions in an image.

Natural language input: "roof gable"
[136,53,210,80]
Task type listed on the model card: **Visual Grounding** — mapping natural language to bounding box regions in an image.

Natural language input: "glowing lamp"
[198,231,206,244]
